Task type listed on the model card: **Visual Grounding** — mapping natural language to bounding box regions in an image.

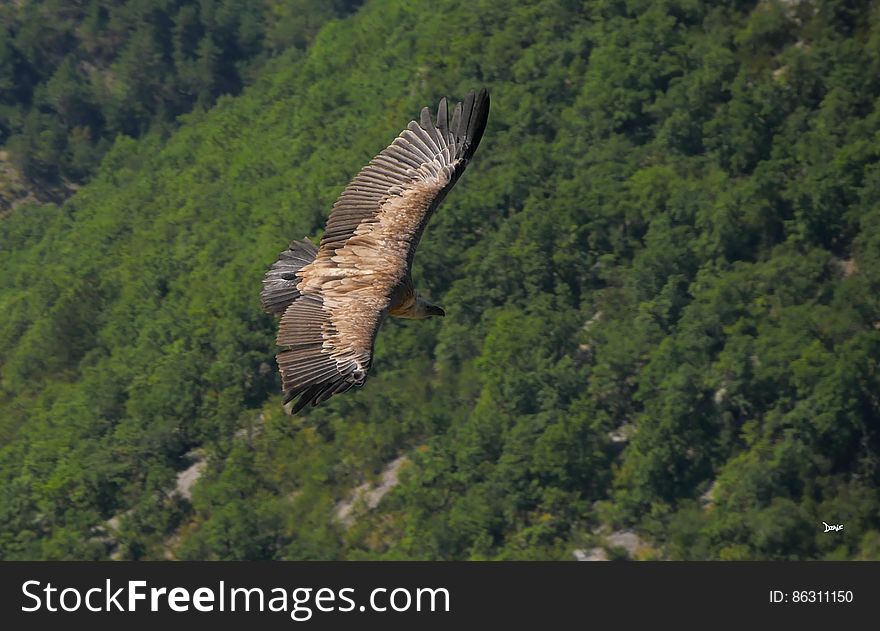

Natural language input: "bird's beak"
[428,305,445,317]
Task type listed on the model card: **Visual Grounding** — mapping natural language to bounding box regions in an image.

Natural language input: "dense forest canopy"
[0,0,360,207]
[1,0,879,560]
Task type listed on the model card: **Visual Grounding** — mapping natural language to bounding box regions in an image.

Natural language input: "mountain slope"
[1,0,879,560]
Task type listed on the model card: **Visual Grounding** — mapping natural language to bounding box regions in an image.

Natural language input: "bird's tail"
[260,238,318,314]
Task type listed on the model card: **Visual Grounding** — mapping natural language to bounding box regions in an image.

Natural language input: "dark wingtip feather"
[436,97,449,141]
[419,106,433,132]
[450,101,462,141]
[451,87,490,162]
[290,392,311,414]
[287,377,356,413]
[457,90,476,145]
[290,382,323,413]
[467,88,490,158]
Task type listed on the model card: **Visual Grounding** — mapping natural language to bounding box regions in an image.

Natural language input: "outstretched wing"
[273,88,490,413]
[318,88,490,265]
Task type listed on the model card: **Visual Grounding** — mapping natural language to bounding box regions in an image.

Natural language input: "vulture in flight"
[261,88,490,413]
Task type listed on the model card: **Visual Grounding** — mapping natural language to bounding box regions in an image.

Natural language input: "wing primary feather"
[464,88,490,160]
[419,106,433,132]
[436,97,449,142]
[450,101,462,144]
[290,383,324,412]
[456,90,476,147]
[417,109,443,155]
[315,378,347,404]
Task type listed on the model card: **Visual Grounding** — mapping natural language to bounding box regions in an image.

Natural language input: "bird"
[261,88,490,413]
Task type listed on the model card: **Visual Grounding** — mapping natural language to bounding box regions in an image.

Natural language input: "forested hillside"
[1,0,879,560]
[0,0,359,208]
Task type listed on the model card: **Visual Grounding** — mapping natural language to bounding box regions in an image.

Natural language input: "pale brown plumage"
[261,89,490,412]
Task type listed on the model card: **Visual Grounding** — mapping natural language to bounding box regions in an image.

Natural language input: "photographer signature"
[822,521,844,533]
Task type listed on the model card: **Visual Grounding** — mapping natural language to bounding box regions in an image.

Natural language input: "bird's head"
[414,296,445,319]
[425,304,446,318]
